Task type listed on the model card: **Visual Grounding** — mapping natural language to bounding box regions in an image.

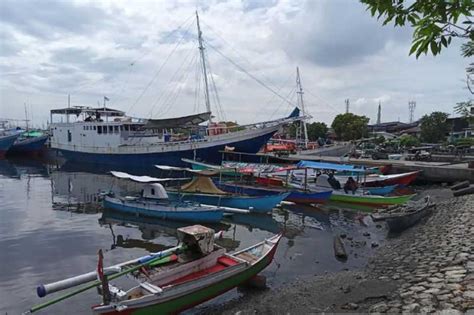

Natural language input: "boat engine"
[177,225,215,255]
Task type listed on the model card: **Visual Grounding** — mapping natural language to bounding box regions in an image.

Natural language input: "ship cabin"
[49,107,213,150]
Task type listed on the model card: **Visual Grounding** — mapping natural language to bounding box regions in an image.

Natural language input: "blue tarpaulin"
[296,160,366,173]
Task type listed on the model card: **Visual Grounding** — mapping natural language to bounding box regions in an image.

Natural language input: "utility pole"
[408,101,416,123]
[345,99,350,114]
[196,11,212,123]
[376,102,381,125]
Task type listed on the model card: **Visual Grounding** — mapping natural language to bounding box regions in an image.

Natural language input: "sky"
[0,0,471,128]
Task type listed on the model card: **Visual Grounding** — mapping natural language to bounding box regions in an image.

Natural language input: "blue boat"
[0,133,20,158]
[168,176,289,213]
[9,132,48,155]
[364,185,397,196]
[102,183,224,223]
[216,182,332,205]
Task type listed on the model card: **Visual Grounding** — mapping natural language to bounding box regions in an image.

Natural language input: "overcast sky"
[0,0,470,127]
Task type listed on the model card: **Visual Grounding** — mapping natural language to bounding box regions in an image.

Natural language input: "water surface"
[0,158,387,314]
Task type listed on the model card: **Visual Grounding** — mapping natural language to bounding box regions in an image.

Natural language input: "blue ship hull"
[9,135,48,154]
[216,182,332,204]
[103,197,223,223]
[0,134,20,158]
[168,191,289,213]
[58,130,276,167]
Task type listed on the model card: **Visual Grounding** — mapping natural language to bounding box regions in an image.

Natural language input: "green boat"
[92,232,282,314]
[329,191,415,207]
[182,158,240,177]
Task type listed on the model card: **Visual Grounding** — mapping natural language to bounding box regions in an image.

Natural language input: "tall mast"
[196,11,212,123]
[296,67,308,149]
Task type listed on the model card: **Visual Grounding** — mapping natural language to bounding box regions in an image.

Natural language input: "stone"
[369,302,388,313]
[424,288,440,294]
[403,303,420,312]
[427,277,443,283]
[341,302,358,310]
[436,294,453,301]
[410,286,426,292]
[437,310,463,315]
[464,291,474,299]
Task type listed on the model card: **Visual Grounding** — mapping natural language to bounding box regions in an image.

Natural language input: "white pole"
[196,11,212,123]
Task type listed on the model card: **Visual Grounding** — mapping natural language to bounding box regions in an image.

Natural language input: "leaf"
[441,36,448,47]
[431,40,438,55]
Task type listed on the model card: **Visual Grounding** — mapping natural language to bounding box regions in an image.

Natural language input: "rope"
[204,40,296,108]
[128,16,195,114]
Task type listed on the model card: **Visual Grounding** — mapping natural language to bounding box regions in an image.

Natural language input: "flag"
[104,96,110,101]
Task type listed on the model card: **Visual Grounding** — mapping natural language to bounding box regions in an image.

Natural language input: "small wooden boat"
[104,172,224,223]
[329,191,415,207]
[91,228,282,314]
[168,176,289,213]
[383,197,433,232]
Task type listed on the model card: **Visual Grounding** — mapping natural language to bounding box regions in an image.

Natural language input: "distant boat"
[0,133,20,158]
[8,130,48,156]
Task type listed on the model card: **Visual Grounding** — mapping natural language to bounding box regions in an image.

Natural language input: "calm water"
[0,158,388,315]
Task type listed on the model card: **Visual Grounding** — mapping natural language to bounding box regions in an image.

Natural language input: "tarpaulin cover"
[296,160,366,173]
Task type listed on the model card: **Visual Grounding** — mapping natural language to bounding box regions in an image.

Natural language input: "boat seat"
[236,252,259,262]
[218,256,239,267]
[140,282,163,294]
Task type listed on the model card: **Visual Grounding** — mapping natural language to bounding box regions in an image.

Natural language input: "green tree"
[419,111,450,143]
[361,0,473,58]
[287,121,328,141]
[331,113,370,141]
[399,134,420,147]
[307,122,328,141]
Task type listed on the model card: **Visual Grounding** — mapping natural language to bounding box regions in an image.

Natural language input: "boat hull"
[0,134,20,158]
[216,182,332,205]
[57,129,277,167]
[363,171,420,187]
[94,236,280,315]
[168,191,289,213]
[386,205,431,232]
[329,193,415,207]
[364,185,397,196]
[8,135,48,155]
[103,197,223,223]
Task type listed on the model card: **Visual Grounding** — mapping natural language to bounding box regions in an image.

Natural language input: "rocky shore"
[202,193,473,314]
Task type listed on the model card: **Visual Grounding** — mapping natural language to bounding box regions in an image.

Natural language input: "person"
[327,172,341,190]
[344,177,358,194]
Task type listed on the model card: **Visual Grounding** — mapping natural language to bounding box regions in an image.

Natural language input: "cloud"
[0,0,111,40]
[273,0,412,67]
[0,0,469,128]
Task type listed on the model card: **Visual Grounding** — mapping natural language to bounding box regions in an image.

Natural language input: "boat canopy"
[110,171,189,182]
[296,160,366,173]
[145,112,211,129]
[180,177,228,195]
[51,106,125,117]
[155,165,226,176]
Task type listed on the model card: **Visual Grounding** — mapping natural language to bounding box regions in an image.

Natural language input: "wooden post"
[304,168,308,191]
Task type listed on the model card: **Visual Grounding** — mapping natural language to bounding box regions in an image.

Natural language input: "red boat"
[361,171,420,187]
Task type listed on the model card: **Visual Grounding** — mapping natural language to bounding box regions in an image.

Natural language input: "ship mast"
[196,11,212,123]
[296,67,308,149]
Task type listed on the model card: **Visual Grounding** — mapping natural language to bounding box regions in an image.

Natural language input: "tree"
[287,121,328,141]
[419,111,450,143]
[307,122,328,141]
[399,134,420,147]
[331,113,370,141]
[361,0,473,58]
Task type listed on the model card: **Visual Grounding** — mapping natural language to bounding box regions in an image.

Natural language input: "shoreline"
[202,193,473,314]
